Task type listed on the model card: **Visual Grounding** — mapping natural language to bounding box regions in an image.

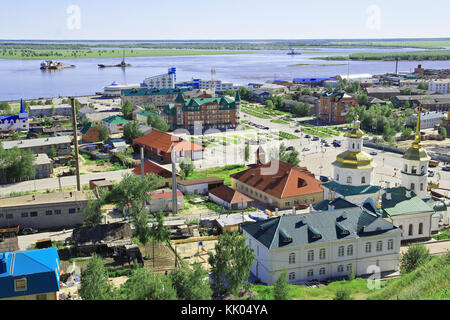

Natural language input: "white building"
[322,117,381,204]
[103,82,142,98]
[0,100,29,131]
[407,111,445,130]
[142,67,176,89]
[242,208,401,285]
[428,79,450,94]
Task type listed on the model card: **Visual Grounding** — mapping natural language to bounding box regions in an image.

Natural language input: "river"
[1,47,450,101]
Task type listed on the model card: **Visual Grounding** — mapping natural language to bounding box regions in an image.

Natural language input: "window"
[0,214,3,219]
[45,210,52,216]
[338,265,344,273]
[319,268,326,275]
[404,164,408,172]
[21,212,28,218]
[288,272,295,280]
[257,246,259,256]
[68,208,76,214]
[420,183,424,191]
[336,174,339,181]
[54,209,61,215]
[376,241,383,252]
[361,176,366,184]
[346,176,352,184]
[30,211,38,217]
[338,246,344,257]
[36,293,47,300]
[412,166,417,174]
[388,239,394,250]
[307,250,314,261]
[319,248,326,260]
[347,245,353,256]
[307,269,314,277]
[346,264,352,272]
[410,183,415,191]
[14,278,27,292]
[6,214,13,219]
[408,224,413,236]
[289,253,296,264]
[419,223,423,235]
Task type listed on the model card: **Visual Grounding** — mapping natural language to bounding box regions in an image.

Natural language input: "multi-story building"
[365,87,401,100]
[0,247,61,300]
[318,92,358,124]
[34,153,53,179]
[230,148,324,210]
[0,100,28,131]
[103,81,142,98]
[407,111,446,130]
[242,207,402,285]
[102,115,129,134]
[160,92,240,130]
[121,87,188,107]
[81,122,102,143]
[2,136,72,156]
[0,191,89,229]
[142,67,176,89]
[428,79,450,94]
[28,104,72,118]
[175,78,236,94]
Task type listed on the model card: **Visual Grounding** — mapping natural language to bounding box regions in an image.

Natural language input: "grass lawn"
[271,119,290,125]
[187,164,247,186]
[432,229,450,240]
[251,278,391,300]
[301,128,332,138]
[278,131,300,140]
[0,49,258,60]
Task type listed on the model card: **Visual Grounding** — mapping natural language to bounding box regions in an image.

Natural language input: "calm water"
[1,47,450,101]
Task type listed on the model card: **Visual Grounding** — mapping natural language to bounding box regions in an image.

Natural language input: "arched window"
[419,223,423,235]
[352,143,355,149]
[412,166,417,174]
[361,176,366,184]
[408,224,413,236]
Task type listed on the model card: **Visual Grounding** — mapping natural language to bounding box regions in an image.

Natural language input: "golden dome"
[333,150,374,170]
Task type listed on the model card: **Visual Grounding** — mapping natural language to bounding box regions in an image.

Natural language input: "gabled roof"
[177,176,224,186]
[322,181,381,197]
[151,189,183,199]
[230,161,323,199]
[313,197,358,211]
[132,160,177,179]
[242,207,399,250]
[132,129,204,153]
[80,122,96,134]
[382,187,433,217]
[209,185,253,204]
[102,115,129,124]
[0,248,60,299]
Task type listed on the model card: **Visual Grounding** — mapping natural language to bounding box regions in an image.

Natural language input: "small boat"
[98,50,131,68]
[287,48,301,55]
[40,60,75,70]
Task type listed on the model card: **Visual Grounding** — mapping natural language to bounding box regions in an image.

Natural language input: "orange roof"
[209,185,253,204]
[230,160,323,199]
[132,160,177,179]
[132,129,204,153]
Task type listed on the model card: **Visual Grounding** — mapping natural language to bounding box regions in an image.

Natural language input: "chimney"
[386,193,392,200]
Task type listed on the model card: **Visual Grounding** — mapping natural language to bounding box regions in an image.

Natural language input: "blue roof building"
[0,247,60,300]
[0,99,29,132]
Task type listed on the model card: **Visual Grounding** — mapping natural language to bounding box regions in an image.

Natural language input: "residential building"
[81,122,102,143]
[248,82,288,95]
[28,104,72,117]
[318,92,358,124]
[34,153,53,179]
[132,129,204,164]
[132,160,179,186]
[2,136,72,156]
[0,191,89,229]
[322,117,381,204]
[0,248,60,300]
[252,90,271,103]
[0,100,28,131]
[442,111,450,136]
[142,67,176,89]
[209,185,253,210]
[293,78,335,86]
[392,94,450,111]
[215,214,254,234]
[365,87,400,100]
[177,176,224,195]
[160,92,240,130]
[175,78,236,94]
[242,207,401,285]
[335,74,373,83]
[102,115,129,134]
[121,87,188,107]
[82,111,122,125]
[230,148,324,210]
[103,81,142,98]
[428,79,450,94]
[407,111,445,130]
[148,189,184,213]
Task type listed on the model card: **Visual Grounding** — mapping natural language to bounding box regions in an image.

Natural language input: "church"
[0,99,29,131]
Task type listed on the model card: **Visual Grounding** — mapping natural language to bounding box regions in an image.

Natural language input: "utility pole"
[71,97,81,192]
[171,146,178,215]
[140,147,145,180]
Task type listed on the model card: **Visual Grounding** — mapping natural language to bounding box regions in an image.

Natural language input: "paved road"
[0,169,132,195]
[400,239,450,255]
[17,229,74,251]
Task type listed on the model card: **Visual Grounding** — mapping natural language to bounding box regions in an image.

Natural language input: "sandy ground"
[174,240,218,271]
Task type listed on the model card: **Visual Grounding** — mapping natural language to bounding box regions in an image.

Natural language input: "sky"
[0,0,449,40]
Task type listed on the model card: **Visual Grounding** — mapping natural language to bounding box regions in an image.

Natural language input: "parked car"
[305,135,311,139]
[21,227,38,235]
[295,129,301,133]
[312,137,319,141]
[286,146,294,151]
[324,143,330,147]
[302,147,310,152]
[442,166,450,172]
[370,151,378,156]
[319,175,330,182]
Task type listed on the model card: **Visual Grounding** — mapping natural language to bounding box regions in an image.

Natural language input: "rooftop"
[209,185,253,204]
[132,160,176,179]
[2,136,71,150]
[382,187,433,217]
[322,181,381,197]
[177,176,224,186]
[151,189,183,199]
[0,191,89,208]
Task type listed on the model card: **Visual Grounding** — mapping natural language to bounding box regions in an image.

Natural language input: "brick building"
[318,92,358,124]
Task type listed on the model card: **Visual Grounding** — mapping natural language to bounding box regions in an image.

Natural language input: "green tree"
[45,99,53,105]
[169,262,212,300]
[115,268,177,300]
[149,211,171,264]
[417,82,428,90]
[400,244,431,274]
[123,120,143,144]
[49,146,57,158]
[143,105,157,112]
[79,254,113,300]
[122,100,133,120]
[0,102,11,113]
[223,89,236,98]
[179,158,194,179]
[0,146,35,184]
[147,113,169,132]
[208,233,255,297]
[97,124,109,142]
[82,188,109,227]
[401,127,413,139]
[357,93,369,106]
[440,127,447,139]
[244,143,250,162]
[348,265,355,281]
[273,267,290,300]
[265,99,275,110]
[278,143,300,167]
[333,287,353,300]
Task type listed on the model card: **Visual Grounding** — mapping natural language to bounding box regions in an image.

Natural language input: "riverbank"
[313,49,450,61]
[0,49,258,60]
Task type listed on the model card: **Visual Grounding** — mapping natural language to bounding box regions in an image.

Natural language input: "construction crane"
[211,68,216,98]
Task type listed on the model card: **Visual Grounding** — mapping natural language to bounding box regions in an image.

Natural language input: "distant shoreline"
[313,50,450,61]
